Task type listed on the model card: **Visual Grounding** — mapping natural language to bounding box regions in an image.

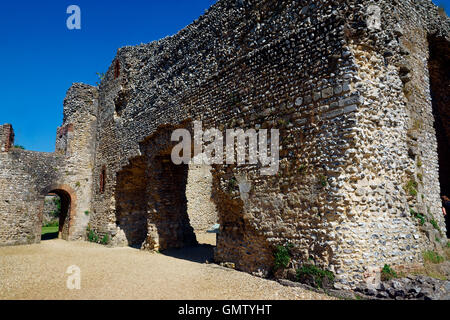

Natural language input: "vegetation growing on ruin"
[404,179,418,197]
[101,234,109,245]
[410,208,425,225]
[96,72,105,86]
[423,250,444,264]
[381,264,398,281]
[296,264,335,289]
[430,219,441,233]
[273,243,293,271]
[87,227,99,243]
[318,174,328,187]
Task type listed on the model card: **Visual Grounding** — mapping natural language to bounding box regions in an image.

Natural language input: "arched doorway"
[41,188,73,241]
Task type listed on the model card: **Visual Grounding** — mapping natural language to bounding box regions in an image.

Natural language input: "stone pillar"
[0,124,14,152]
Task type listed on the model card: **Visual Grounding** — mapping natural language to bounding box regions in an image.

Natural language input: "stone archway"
[115,124,197,251]
[40,185,77,240]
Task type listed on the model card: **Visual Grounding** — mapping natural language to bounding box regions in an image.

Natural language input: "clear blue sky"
[0,0,447,152]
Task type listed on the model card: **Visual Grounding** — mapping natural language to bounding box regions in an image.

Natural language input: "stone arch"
[40,184,77,240]
[115,122,197,250]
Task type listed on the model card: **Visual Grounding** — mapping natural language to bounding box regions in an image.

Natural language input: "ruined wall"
[56,84,99,240]
[85,0,449,290]
[89,0,364,278]
[0,124,14,152]
[0,148,63,245]
[0,84,98,245]
[0,0,448,291]
[325,0,450,289]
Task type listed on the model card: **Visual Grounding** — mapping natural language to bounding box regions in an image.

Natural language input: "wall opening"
[147,154,198,250]
[99,166,106,194]
[41,190,71,240]
[428,35,450,237]
[115,157,149,248]
[186,162,218,247]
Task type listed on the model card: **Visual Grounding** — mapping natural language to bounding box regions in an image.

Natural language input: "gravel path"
[0,238,334,300]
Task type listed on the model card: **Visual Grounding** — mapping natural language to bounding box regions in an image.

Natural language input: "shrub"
[381,264,398,281]
[87,228,99,243]
[296,264,335,289]
[14,145,25,150]
[84,210,90,216]
[423,250,444,264]
[101,234,109,245]
[273,243,293,271]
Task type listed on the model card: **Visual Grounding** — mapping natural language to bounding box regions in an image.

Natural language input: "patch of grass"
[404,179,418,197]
[430,219,441,233]
[423,250,444,264]
[42,226,58,235]
[296,264,335,289]
[273,243,293,271]
[381,264,398,281]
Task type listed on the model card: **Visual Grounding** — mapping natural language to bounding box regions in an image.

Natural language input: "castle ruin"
[0,0,449,290]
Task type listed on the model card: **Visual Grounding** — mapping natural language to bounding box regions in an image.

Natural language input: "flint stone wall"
[0,0,448,291]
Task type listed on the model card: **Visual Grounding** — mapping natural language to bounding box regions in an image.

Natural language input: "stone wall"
[0,84,98,245]
[85,0,449,289]
[0,0,448,290]
[0,148,63,245]
[186,163,218,232]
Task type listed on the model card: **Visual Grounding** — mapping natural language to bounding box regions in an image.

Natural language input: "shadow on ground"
[41,232,59,241]
[161,244,215,263]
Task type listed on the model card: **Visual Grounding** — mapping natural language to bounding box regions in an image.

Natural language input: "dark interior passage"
[428,35,450,237]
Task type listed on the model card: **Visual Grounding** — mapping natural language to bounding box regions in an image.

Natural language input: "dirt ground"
[0,234,334,300]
